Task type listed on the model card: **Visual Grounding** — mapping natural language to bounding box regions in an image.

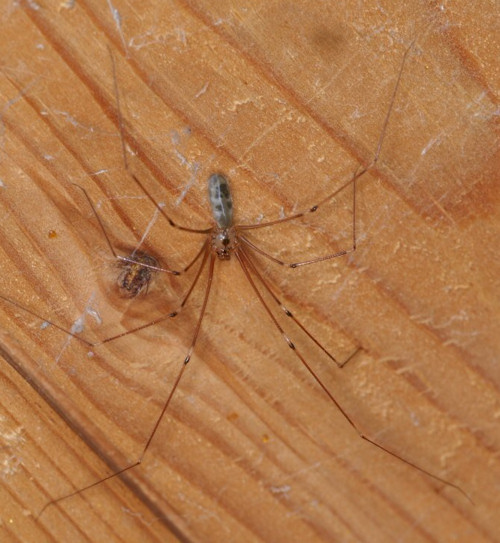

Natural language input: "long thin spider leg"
[118,236,209,276]
[238,247,360,367]
[36,364,190,518]
[117,256,178,275]
[38,249,216,518]
[239,173,355,269]
[130,173,212,235]
[98,242,211,345]
[0,243,210,351]
[0,293,94,347]
[180,251,215,363]
[181,237,211,273]
[238,43,413,232]
[238,173,358,233]
[107,49,212,237]
[76,177,210,275]
[235,249,470,502]
[73,182,180,275]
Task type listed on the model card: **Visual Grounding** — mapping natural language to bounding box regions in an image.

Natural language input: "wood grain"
[0,1,498,542]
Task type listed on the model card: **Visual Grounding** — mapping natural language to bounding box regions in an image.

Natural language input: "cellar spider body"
[1,42,470,516]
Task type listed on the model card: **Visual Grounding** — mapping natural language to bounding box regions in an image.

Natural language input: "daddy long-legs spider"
[0,30,470,536]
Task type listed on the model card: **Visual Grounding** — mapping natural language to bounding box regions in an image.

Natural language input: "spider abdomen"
[208,173,234,229]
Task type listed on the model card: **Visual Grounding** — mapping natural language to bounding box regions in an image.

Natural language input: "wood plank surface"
[0,1,498,542]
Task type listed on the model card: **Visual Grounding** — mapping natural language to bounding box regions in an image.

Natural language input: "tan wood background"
[0,1,498,542]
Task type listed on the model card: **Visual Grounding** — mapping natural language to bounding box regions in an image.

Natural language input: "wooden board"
[0,1,498,542]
